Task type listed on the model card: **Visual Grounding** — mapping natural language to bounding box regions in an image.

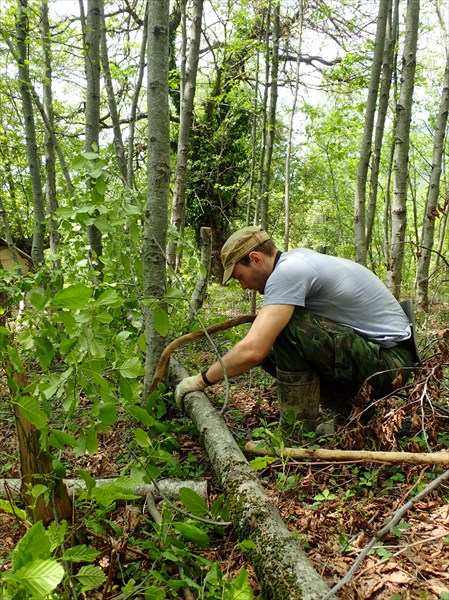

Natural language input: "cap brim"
[222,263,234,284]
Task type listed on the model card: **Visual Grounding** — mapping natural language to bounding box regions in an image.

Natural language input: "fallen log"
[244,442,449,465]
[169,361,335,600]
[0,478,207,503]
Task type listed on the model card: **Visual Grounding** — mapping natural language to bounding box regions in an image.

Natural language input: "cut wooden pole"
[169,362,335,600]
[0,478,207,503]
[244,442,449,465]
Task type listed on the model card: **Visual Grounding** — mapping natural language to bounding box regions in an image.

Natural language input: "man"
[175,226,416,434]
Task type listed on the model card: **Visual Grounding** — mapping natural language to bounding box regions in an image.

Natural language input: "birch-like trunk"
[16,0,45,267]
[83,0,104,271]
[415,48,449,311]
[354,0,389,265]
[40,0,60,267]
[260,1,279,232]
[167,0,204,271]
[386,0,420,298]
[143,0,170,392]
[366,0,398,259]
[99,0,128,181]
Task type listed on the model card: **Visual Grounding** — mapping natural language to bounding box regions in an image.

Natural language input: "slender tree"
[167,0,204,271]
[386,0,420,298]
[415,47,449,310]
[16,0,45,266]
[366,0,398,260]
[354,0,389,265]
[40,0,60,267]
[83,0,104,271]
[143,0,171,391]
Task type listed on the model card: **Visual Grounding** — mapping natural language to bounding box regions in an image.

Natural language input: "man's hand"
[175,375,207,409]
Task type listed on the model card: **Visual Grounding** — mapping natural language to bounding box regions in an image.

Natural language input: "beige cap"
[221,226,270,284]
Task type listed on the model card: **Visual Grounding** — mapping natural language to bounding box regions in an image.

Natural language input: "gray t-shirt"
[263,249,411,348]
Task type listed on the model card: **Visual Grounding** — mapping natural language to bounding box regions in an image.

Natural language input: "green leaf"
[172,522,210,547]
[224,568,254,599]
[134,428,151,448]
[119,357,144,379]
[144,586,166,599]
[75,564,106,592]
[13,522,51,570]
[47,521,67,553]
[62,545,100,563]
[127,405,155,426]
[49,429,77,450]
[16,395,48,429]
[94,289,124,308]
[86,427,98,455]
[51,284,92,309]
[179,487,209,518]
[0,499,27,521]
[153,305,170,336]
[13,559,64,596]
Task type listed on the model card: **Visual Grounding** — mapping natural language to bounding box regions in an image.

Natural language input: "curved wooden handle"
[151,314,256,390]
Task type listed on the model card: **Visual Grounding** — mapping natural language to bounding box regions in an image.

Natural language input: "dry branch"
[244,442,449,465]
[169,361,335,600]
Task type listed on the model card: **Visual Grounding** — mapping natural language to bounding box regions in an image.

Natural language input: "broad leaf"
[16,396,48,429]
[51,284,92,309]
[119,357,144,379]
[94,289,124,308]
[172,522,210,547]
[62,545,100,563]
[75,564,106,592]
[179,487,209,518]
[13,560,64,596]
[153,305,170,336]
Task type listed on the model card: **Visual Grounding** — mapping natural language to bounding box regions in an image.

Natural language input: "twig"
[320,467,449,600]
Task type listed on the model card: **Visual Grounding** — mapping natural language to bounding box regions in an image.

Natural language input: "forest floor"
[1,303,449,599]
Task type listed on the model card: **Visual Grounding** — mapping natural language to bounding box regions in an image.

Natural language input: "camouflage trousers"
[261,307,415,400]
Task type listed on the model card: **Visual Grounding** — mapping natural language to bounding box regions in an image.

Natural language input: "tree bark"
[354,0,389,265]
[99,0,128,180]
[168,362,335,600]
[143,0,171,392]
[16,0,46,267]
[386,0,420,298]
[167,0,204,271]
[40,0,60,268]
[188,226,212,317]
[415,47,449,311]
[366,0,398,260]
[83,0,104,271]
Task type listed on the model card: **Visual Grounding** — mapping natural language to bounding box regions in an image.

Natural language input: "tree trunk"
[11,371,72,525]
[168,362,335,600]
[167,0,204,271]
[143,0,171,392]
[189,226,212,317]
[284,2,304,252]
[415,48,449,311]
[386,0,420,298]
[260,1,279,232]
[16,0,45,267]
[366,0,398,260]
[99,0,128,180]
[40,0,60,268]
[83,0,104,271]
[354,0,389,265]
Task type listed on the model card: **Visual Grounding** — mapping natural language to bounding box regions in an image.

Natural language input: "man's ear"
[248,250,262,265]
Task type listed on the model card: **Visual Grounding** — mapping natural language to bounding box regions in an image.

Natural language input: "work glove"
[175,375,207,410]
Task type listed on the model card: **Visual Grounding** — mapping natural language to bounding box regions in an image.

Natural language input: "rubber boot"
[276,368,320,435]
